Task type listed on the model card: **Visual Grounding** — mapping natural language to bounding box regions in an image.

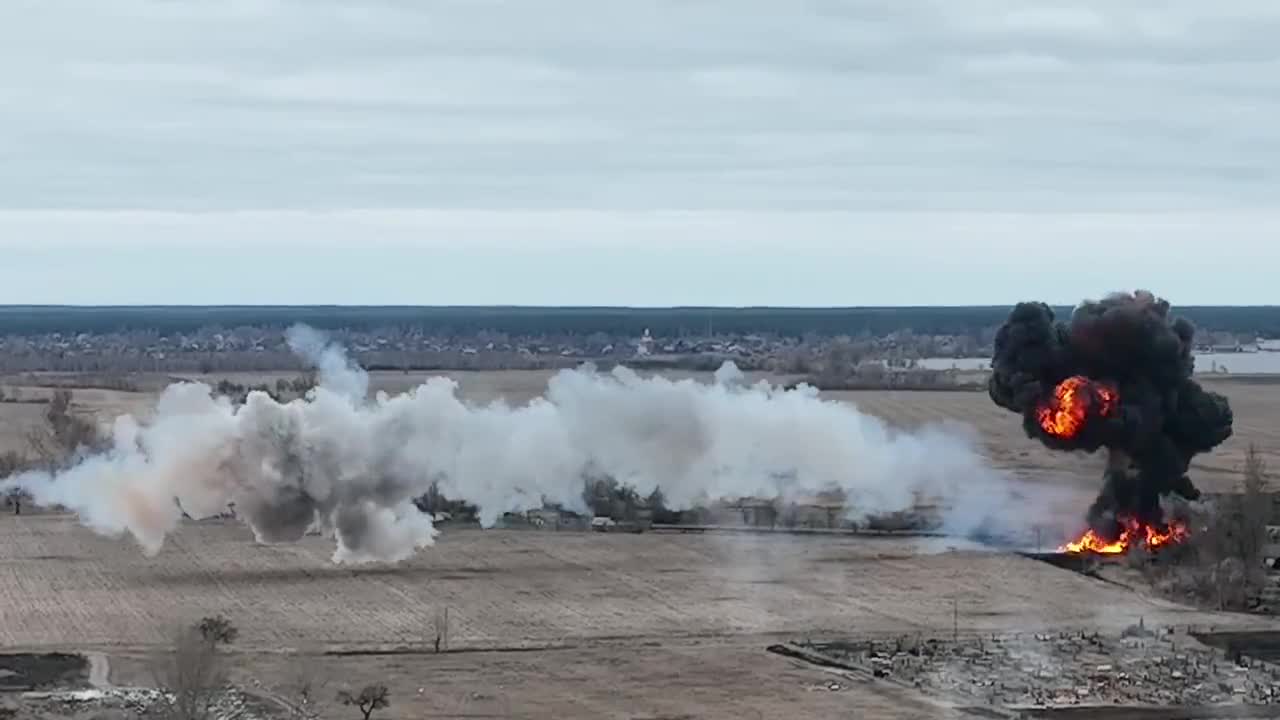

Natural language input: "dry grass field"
[3,520,1254,652]
[2,369,1279,718]
[2,517,1270,719]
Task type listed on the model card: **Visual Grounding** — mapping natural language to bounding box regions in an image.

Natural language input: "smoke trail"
[1,327,1018,563]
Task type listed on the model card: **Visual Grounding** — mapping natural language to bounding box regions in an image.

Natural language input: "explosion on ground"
[1,297,1277,720]
[990,291,1235,558]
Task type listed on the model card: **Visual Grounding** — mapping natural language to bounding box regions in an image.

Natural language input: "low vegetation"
[149,617,238,720]
[337,684,390,720]
[212,373,317,405]
[1144,444,1271,611]
[196,615,239,646]
[3,389,109,515]
[276,653,332,720]
[25,390,105,470]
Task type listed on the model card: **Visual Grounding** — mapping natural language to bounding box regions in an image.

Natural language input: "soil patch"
[0,654,89,692]
[1191,632,1280,663]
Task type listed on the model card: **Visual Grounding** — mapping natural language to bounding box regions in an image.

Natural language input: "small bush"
[197,615,238,645]
[337,684,390,720]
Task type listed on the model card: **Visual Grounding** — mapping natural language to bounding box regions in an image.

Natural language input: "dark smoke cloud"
[989,290,1233,537]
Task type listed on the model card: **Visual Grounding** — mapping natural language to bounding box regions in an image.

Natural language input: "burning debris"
[989,291,1233,553]
[1059,515,1191,556]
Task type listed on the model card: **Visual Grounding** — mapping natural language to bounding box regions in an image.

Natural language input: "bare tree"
[197,615,239,645]
[337,685,390,720]
[818,341,855,387]
[150,626,228,720]
[26,390,102,470]
[0,451,24,480]
[1241,443,1269,566]
[1209,445,1270,607]
[278,653,331,720]
[855,361,887,386]
[1151,445,1272,610]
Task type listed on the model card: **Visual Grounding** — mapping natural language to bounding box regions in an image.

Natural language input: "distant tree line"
[414,477,684,526]
[4,305,1277,339]
[212,373,318,405]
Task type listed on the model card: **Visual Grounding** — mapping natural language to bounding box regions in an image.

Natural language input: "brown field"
[2,370,1279,717]
[1,517,1270,719]
[4,519,1253,652]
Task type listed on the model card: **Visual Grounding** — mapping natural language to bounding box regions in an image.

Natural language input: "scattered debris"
[14,686,269,719]
[789,629,1280,708]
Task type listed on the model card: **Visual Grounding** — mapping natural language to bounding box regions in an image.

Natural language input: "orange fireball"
[1036,376,1118,439]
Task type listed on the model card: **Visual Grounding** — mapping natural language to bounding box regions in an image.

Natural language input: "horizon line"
[2,303,1278,311]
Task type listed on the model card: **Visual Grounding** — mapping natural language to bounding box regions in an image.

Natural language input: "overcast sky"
[1,1,1276,305]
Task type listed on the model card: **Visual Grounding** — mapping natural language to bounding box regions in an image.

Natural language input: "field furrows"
[0,519,1265,652]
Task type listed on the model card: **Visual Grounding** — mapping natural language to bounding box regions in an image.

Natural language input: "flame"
[1036,376,1118,439]
[1058,516,1189,555]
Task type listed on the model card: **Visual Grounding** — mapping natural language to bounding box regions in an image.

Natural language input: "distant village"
[0,324,1270,379]
[0,324,977,374]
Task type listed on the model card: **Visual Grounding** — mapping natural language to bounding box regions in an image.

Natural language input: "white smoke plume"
[0,326,1021,563]
[285,324,369,403]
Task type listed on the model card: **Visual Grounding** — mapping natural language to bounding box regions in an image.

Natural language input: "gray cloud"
[2,0,1277,211]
